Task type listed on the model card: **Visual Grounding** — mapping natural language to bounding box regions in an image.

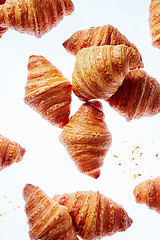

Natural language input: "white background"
[0,0,160,239]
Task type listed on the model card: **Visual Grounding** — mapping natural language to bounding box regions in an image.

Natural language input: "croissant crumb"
[0,0,74,38]
[23,184,78,240]
[53,191,133,239]
[72,45,143,102]
[59,100,112,179]
[24,55,72,128]
[0,134,25,171]
[149,0,160,48]
[133,177,160,213]
[107,69,160,121]
[63,25,143,63]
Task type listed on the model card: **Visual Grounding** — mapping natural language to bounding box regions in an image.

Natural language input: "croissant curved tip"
[16,147,26,163]
[88,100,103,111]
[23,184,35,200]
[87,169,101,179]
[65,0,75,16]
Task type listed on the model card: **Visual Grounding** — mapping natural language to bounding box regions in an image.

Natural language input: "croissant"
[149,0,160,48]
[59,100,112,179]
[63,25,142,60]
[0,134,25,171]
[24,55,72,128]
[107,69,160,121]
[133,177,160,213]
[0,0,74,38]
[23,184,78,240]
[72,45,143,102]
[53,190,133,239]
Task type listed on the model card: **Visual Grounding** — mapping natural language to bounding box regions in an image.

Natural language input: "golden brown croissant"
[59,100,112,179]
[53,191,133,239]
[24,55,72,128]
[63,25,142,60]
[23,184,78,240]
[0,0,74,38]
[0,134,25,171]
[72,45,143,102]
[107,69,160,121]
[133,177,160,213]
[149,0,160,48]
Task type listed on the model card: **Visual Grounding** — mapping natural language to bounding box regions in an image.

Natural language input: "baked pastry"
[133,177,160,213]
[149,0,160,48]
[63,24,142,62]
[0,0,74,38]
[72,45,143,102]
[23,184,78,239]
[0,134,25,171]
[53,190,133,239]
[24,55,72,128]
[108,69,160,121]
[59,100,112,179]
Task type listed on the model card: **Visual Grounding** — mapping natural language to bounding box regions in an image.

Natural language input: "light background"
[0,0,160,239]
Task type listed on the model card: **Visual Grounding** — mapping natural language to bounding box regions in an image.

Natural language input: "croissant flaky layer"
[0,135,25,171]
[24,55,72,128]
[23,184,78,240]
[53,191,133,239]
[63,25,142,60]
[149,0,160,48]
[0,0,74,38]
[60,100,112,179]
[72,45,143,102]
[107,69,160,121]
[133,177,160,213]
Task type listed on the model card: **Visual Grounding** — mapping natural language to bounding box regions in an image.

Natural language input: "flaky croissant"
[0,0,74,38]
[53,191,133,239]
[72,45,143,102]
[107,69,160,121]
[133,177,160,213]
[149,0,160,48]
[59,100,112,179]
[24,55,72,128]
[0,134,25,171]
[63,25,142,60]
[23,184,78,240]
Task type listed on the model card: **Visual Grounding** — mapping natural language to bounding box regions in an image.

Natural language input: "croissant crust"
[23,184,78,240]
[72,45,143,102]
[108,69,160,121]
[149,0,160,48]
[63,24,142,63]
[24,55,72,128]
[0,0,74,38]
[133,177,160,213]
[0,134,25,171]
[53,190,133,239]
[60,100,112,179]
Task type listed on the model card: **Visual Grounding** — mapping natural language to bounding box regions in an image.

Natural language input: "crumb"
[119,163,121,166]
[113,155,118,158]
[134,174,137,179]
[4,195,6,199]
[156,153,159,157]
[0,214,2,217]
